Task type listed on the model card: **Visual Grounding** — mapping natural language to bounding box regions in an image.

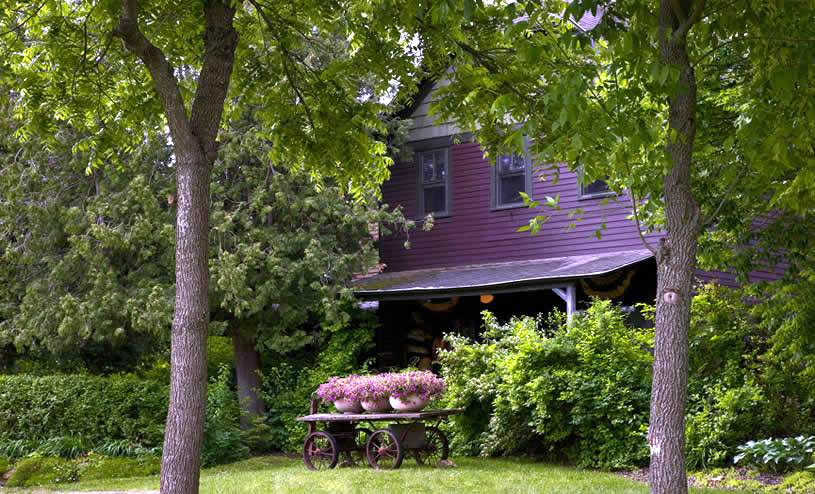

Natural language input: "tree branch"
[248,0,316,131]
[694,35,815,67]
[112,0,197,154]
[700,167,745,229]
[189,0,238,163]
[0,1,48,37]
[630,191,658,256]
[672,0,705,42]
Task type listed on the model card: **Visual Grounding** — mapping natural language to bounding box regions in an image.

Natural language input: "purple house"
[354,77,782,370]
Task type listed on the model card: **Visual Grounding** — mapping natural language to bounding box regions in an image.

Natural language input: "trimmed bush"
[77,454,161,481]
[0,374,168,447]
[6,456,78,487]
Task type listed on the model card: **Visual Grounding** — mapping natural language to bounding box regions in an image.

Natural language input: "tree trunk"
[113,2,237,493]
[650,2,702,494]
[160,152,212,494]
[232,331,266,428]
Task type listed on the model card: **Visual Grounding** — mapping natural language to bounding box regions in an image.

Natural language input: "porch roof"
[354,249,654,300]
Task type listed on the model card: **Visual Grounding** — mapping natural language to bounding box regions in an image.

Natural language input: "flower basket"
[315,370,446,414]
[389,393,428,412]
[385,371,446,412]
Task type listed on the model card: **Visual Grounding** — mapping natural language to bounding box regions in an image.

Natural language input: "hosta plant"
[734,436,815,472]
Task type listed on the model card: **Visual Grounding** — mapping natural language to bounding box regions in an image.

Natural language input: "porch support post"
[551,283,577,322]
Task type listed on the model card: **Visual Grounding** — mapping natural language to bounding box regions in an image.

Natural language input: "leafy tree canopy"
[428,0,815,252]
[0,111,413,367]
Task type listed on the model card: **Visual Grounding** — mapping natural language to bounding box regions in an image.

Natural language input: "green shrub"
[0,374,168,447]
[440,301,653,469]
[201,365,249,467]
[0,456,9,475]
[777,471,815,493]
[6,456,78,487]
[259,323,375,452]
[77,454,161,481]
[684,282,815,469]
[207,335,235,378]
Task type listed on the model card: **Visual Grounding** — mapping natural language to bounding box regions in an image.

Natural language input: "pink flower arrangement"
[316,371,446,404]
[348,374,391,402]
[315,374,362,402]
[384,371,446,401]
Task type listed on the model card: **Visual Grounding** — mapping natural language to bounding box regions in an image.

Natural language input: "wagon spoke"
[303,431,339,471]
[366,429,404,469]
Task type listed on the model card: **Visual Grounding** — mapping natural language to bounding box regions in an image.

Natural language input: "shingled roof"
[354,249,653,300]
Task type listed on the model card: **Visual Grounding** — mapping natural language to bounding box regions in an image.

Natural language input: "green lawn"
[22,456,758,494]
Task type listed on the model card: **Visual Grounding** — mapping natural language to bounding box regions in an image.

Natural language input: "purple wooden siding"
[380,140,786,286]
[381,141,657,272]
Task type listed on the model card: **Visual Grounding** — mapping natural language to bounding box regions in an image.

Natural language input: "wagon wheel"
[366,428,404,469]
[415,426,449,466]
[303,431,339,470]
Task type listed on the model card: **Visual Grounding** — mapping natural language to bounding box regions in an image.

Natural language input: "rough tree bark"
[649,1,704,493]
[232,330,265,429]
[113,1,238,493]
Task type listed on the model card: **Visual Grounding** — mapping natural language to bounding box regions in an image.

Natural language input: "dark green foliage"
[35,437,89,459]
[685,283,815,470]
[0,370,254,465]
[201,366,250,467]
[0,124,175,373]
[440,301,653,469]
[441,288,815,470]
[0,439,37,459]
[734,437,815,473]
[684,284,768,469]
[6,456,79,487]
[92,440,161,458]
[0,374,168,448]
[207,336,235,379]
[259,319,375,452]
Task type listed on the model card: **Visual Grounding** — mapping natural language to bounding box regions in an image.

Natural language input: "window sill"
[578,192,617,201]
[418,213,451,220]
[490,202,528,212]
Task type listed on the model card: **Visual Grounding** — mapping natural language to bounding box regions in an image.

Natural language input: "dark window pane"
[583,178,610,195]
[424,186,446,213]
[499,174,525,204]
[422,153,436,182]
[434,150,447,179]
[422,151,447,184]
[498,153,525,173]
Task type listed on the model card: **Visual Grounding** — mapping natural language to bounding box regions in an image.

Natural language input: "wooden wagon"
[296,397,462,470]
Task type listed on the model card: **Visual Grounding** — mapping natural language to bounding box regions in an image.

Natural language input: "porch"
[354,249,657,370]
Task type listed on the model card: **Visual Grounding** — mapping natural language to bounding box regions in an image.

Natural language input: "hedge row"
[0,374,168,447]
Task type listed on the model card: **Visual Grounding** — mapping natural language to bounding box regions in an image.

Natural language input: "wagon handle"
[307,392,322,434]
